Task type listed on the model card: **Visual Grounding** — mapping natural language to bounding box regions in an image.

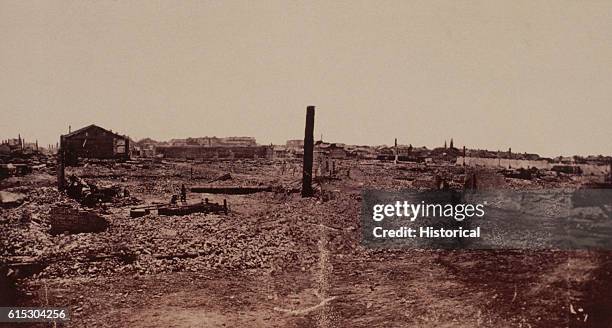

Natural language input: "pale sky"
[1,0,611,157]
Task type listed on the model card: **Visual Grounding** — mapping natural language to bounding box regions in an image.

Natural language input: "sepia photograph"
[1,1,611,327]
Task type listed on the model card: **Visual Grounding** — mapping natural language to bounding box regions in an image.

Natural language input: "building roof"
[63,124,126,139]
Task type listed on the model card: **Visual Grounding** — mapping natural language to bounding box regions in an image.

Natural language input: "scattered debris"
[209,173,232,182]
[1,148,610,326]
[157,200,228,216]
[64,175,133,207]
[552,165,583,175]
[129,207,151,218]
[0,164,32,179]
[502,167,537,180]
[0,191,26,208]
[190,186,272,194]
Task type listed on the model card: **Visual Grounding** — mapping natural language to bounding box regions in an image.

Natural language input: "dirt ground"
[1,159,611,327]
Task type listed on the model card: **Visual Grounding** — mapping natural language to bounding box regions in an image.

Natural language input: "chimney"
[302,106,315,197]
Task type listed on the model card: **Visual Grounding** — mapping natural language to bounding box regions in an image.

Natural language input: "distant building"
[221,137,257,147]
[169,138,188,146]
[156,145,272,160]
[61,124,130,165]
[170,136,257,147]
[315,141,347,159]
[556,156,574,164]
[329,145,347,159]
[23,142,38,151]
[2,137,23,151]
[286,140,304,149]
[346,145,377,159]
[134,138,160,157]
[272,145,289,158]
[376,145,429,162]
[186,137,221,146]
[518,153,541,161]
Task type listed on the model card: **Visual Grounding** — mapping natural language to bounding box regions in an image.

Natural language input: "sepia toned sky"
[1,0,611,157]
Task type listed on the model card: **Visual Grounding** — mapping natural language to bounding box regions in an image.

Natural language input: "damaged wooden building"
[61,124,130,166]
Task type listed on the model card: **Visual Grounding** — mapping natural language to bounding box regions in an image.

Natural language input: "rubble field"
[1,159,611,327]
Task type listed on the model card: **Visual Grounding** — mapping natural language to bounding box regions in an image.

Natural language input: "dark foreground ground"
[1,159,610,327]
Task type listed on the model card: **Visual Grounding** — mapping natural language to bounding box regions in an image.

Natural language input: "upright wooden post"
[57,135,65,191]
[394,138,398,164]
[302,106,315,197]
